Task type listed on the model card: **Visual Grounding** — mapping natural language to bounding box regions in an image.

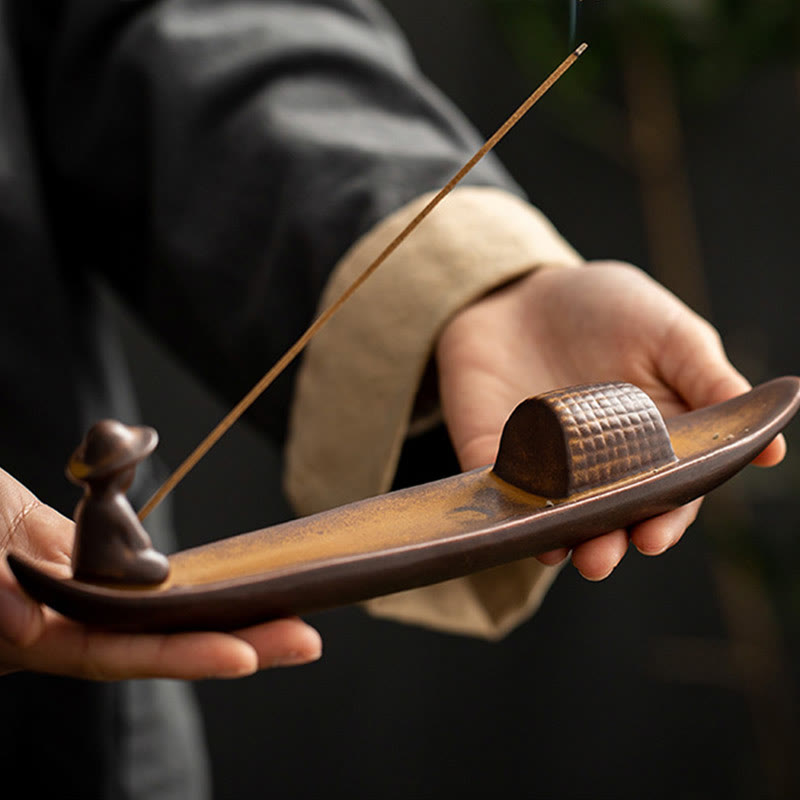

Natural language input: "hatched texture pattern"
[544,382,677,493]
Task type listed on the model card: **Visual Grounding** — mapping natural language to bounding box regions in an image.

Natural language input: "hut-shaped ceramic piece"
[493,382,678,498]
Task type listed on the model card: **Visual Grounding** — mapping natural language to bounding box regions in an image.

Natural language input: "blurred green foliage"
[485,0,800,103]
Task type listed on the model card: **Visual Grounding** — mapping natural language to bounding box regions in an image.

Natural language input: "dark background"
[112,2,799,797]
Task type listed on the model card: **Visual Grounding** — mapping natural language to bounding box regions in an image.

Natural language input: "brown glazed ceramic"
[67,420,170,585]
[494,382,678,496]
[8,376,800,632]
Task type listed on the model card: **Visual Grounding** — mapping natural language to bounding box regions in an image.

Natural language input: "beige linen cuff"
[285,186,582,638]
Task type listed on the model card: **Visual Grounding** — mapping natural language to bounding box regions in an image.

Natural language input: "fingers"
[0,614,322,681]
[0,624,249,680]
[235,616,323,669]
[656,312,788,470]
[0,560,45,647]
[548,499,703,582]
[663,325,788,467]
[751,434,786,467]
[630,500,702,556]
[536,547,570,566]
[657,310,750,412]
[0,587,44,648]
[570,528,629,581]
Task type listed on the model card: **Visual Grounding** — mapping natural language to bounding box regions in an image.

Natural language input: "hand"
[436,261,786,580]
[0,470,321,679]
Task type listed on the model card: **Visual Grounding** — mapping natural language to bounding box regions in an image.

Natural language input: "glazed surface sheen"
[8,377,800,632]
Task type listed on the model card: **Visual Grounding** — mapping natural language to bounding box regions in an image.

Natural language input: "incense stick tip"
[574,42,588,57]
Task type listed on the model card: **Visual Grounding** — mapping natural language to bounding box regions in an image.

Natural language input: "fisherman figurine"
[67,420,170,585]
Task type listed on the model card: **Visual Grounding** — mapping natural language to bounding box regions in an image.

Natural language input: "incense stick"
[138,43,588,521]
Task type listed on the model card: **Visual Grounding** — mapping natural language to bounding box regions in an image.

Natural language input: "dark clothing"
[0,0,515,796]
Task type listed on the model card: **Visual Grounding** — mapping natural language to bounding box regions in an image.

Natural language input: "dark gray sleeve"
[21,0,521,444]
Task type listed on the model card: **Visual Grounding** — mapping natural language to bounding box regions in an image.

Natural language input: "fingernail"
[636,532,683,556]
[272,649,322,668]
[635,543,668,556]
[218,662,259,679]
[578,566,614,582]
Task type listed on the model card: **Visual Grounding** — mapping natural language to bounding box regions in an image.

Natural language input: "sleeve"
[285,186,583,639]
[24,0,584,637]
[20,0,523,444]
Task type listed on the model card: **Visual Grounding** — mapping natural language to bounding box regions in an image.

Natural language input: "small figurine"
[67,420,170,585]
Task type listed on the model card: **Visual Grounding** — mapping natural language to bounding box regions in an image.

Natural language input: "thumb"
[664,317,786,467]
[454,431,504,473]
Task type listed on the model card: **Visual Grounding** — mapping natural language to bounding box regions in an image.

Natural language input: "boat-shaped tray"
[8,376,800,632]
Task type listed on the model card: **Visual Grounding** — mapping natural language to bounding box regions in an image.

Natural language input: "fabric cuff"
[285,186,581,637]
